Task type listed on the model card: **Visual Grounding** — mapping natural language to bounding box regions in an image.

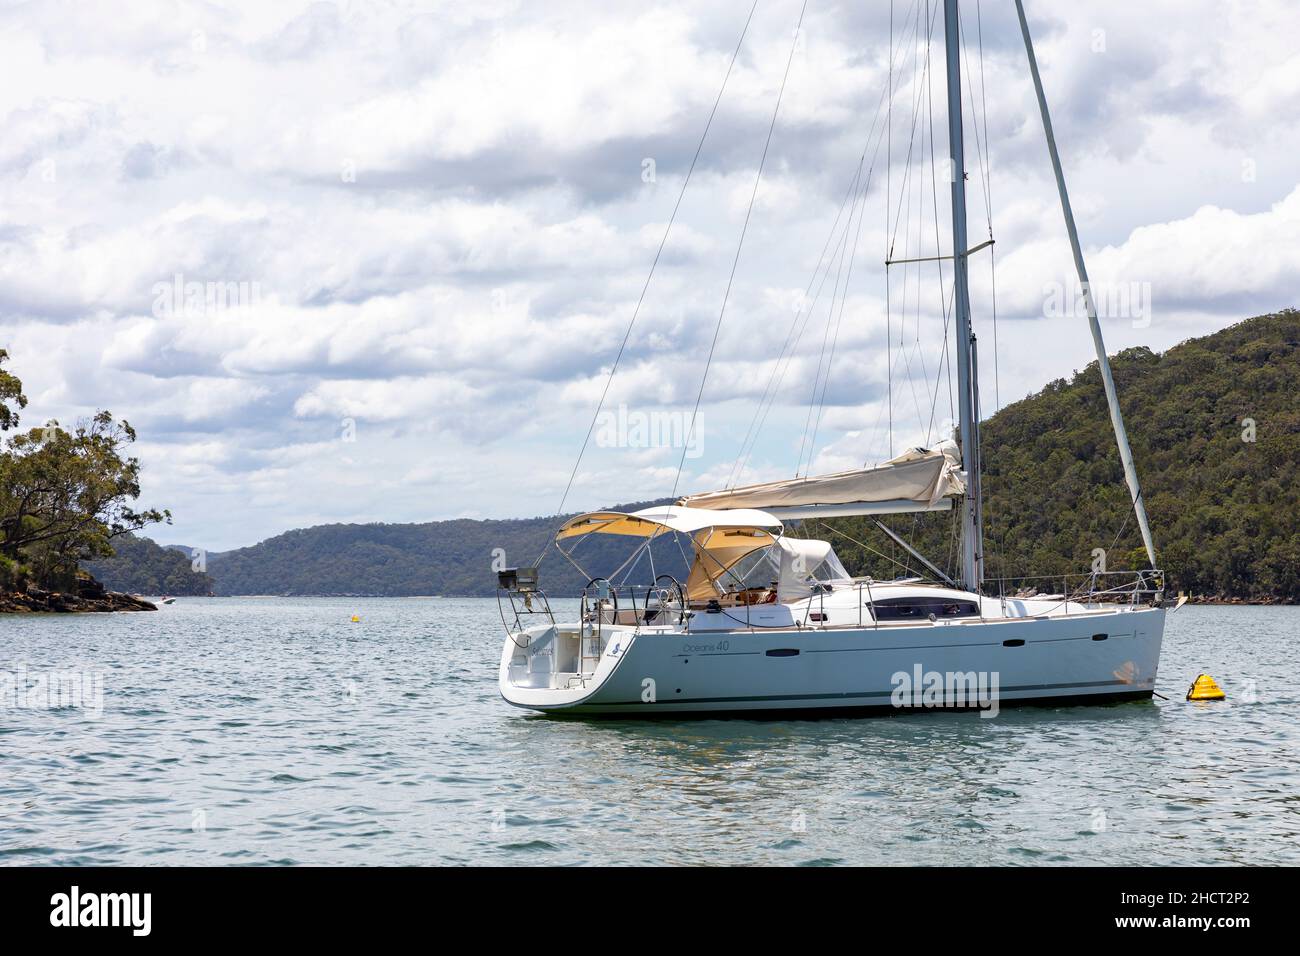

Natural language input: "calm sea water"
[1,598,1297,866]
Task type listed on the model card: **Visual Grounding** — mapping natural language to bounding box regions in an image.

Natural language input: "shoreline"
[60,592,1292,606]
[7,586,1290,610]
[1182,596,1295,606]
[1,578,156,614]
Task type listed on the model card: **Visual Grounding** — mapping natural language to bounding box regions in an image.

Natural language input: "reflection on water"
[1,599,1297,865]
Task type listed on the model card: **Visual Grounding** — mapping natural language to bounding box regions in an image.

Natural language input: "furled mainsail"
[681,442,964,516]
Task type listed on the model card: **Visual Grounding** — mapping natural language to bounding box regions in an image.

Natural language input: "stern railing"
[496,586,556,639]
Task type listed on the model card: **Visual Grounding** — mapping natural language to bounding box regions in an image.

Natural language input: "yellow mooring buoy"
[350,615,361,623]
[1186,673,1225,701]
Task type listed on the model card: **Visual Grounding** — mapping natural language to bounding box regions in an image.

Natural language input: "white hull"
[499,600,1165,717]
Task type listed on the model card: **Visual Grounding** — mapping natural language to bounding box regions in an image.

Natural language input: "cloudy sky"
[2,0,1297,552]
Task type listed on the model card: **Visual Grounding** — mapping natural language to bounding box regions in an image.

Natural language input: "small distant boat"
[160,596,176,605]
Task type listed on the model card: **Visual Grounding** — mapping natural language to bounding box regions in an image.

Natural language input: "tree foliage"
[0,349,28,432]
[84,535,215,596]
[818,310,1300,601]
[0,355,170,591]
[205,503,681,597]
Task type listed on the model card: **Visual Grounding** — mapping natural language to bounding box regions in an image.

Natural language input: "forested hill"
[201,500,682,597]
[92,311,1300,601]
[84,535,215,596]
[822,310,1300,602]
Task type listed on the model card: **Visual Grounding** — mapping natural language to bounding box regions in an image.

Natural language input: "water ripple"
[1,599,1298,864]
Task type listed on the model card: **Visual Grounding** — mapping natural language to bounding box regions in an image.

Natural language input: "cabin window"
[868,596,980,621]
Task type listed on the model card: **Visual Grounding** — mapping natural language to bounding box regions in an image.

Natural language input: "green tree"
[84,535,215,596]
[0,349,27,431]
[0,356,169,591]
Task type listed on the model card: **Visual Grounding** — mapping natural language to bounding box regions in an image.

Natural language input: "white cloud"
[1,0,1297,551]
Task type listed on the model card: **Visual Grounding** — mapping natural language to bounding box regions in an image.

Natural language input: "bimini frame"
[554,505,783,603]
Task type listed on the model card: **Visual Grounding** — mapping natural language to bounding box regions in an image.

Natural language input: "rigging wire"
[885,0,894,457]
[875,0,942,465]
[887,0,941,435]
[671,0,810,499]
[974,0,1009,586]
[922,0,951,443]
[535,0,761,563]
[863,0,951,462]
[896,0,966,581]
[796,0,928,475]
[798,156,875,476]
[958,0,1006,584]
[797,205,853,476]
[728,0,923,489]
[975,0,1001,415]
[815,520,928,580]
[909,16,932,443]
[932,12,955,440]
[805,148,872,472]
[726,159,865,488]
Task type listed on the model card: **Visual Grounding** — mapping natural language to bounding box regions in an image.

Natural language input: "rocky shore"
[0,575,156,613]
[1182,594,1293,606]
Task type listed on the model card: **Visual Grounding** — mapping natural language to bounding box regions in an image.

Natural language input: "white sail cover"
[681,442,965,515]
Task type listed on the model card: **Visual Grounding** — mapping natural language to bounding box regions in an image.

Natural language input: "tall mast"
[1014,0,1158,568]
[943,0,983,592]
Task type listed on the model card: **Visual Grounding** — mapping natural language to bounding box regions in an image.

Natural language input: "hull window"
[869,597,980,621]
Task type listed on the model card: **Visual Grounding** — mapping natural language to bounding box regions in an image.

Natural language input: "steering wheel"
[651,574,685,623]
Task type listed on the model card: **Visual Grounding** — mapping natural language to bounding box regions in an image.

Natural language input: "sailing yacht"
[497,0,1167,716]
